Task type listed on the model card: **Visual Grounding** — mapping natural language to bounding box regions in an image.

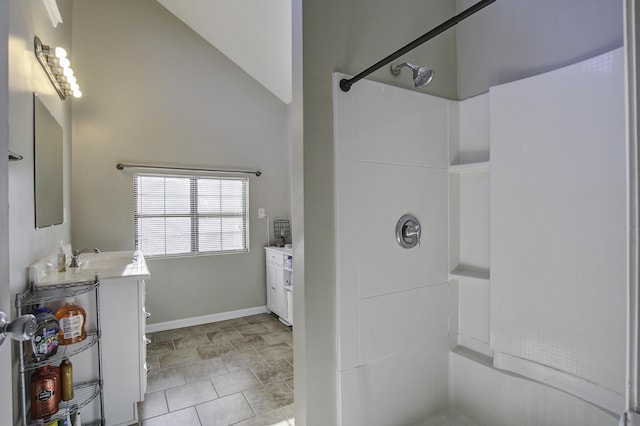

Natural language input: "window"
[134,174,249,257]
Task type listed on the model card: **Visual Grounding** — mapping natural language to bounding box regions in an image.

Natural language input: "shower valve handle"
[395,214,422,249]
[405,224,421,247]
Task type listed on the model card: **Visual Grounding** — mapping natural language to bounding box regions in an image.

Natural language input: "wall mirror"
[34,93,63,228]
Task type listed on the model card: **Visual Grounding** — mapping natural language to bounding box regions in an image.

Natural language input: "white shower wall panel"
[359,282,449,364]
[352,80,448,168]
[449,348,618,426]
[340,340,450,426]
[357,161,448,299]
[489,48,626,409]
[334,74,451,424]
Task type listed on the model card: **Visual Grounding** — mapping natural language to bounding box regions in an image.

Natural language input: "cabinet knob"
[144,337,151,345]
[144,363,151,373]
[144,310,151,319]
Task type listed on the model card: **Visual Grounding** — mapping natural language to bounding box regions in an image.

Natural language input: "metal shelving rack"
[15,277,105,426]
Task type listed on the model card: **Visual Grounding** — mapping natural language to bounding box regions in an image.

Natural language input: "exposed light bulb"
[58,57,70,68]
[69,82,79,92]
[54,47,67,59]
[66,75,76,84]
[63,67,74,77]
[73,90,82,98]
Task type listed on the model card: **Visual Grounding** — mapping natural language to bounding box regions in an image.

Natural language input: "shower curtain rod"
[339,0,497,92]
[116,163,262,177]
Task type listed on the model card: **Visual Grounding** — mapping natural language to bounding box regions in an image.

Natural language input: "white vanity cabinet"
[100,277,148,426]
[265,247,293,326]
[28,250,150,426]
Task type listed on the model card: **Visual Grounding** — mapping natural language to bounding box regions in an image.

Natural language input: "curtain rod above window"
[116,162,262,177]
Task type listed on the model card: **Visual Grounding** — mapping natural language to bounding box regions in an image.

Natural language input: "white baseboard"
[146,306,268,333]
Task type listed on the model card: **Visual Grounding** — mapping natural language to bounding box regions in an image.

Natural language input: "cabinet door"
[101,279,142,426]
[266,260,285,317]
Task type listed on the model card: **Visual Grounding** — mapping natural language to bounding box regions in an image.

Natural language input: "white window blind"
[134,174,249,257]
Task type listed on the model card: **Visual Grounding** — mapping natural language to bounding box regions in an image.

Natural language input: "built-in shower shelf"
[449,161,490,173]
[449,265,490,281]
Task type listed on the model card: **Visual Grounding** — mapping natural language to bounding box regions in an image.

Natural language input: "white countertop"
[264,246,292,256]
[31,250,150,286]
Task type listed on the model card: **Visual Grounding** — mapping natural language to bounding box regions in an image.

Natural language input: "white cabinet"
[265,247,293,326]
[100,277,148,426]
[27,250,150,426]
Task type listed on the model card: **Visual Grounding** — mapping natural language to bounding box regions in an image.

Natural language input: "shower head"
[390,62,434,88]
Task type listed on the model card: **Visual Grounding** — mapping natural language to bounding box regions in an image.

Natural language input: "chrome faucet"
[69,248,100,268]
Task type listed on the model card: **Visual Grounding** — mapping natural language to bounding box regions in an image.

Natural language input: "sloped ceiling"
[156,0,291,104]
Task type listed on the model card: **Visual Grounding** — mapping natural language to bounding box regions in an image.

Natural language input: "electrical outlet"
[258,208,266,219]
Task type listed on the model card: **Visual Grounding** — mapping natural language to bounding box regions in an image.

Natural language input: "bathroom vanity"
[28,250,150,426]
[265,247,293,326]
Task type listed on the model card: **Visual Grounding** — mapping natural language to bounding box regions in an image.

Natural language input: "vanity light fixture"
[34,36,82,100]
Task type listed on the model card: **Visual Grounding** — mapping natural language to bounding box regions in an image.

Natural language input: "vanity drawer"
[266,251,283,265]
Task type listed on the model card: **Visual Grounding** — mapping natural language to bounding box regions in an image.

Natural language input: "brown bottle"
[30,365,59,419]
[60,358,74,401]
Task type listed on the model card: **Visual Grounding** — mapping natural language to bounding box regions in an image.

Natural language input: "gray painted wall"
[7,0,73,422]
[0,1,11,424]
[456,0,623,99]
[8,0,73,295]
[300,0,624,423]
[71,0,290,324]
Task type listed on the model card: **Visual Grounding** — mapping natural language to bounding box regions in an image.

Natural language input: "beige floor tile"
[173,334,211,350]
[138,391,168,420]
[165,380,218,412]
[196,342,236,359]
[188,322,222,335]
[231,335,270,351]
[182,358,229,383]
[158,348,201,369]
[262,320,290,332]
[285,377,294,391]
[144,315,294,424]
[214,318,249,329]
[243,382,294,415]
[250,359,293,385]
[146,340,175,356]
[196,393,255,425]
[236,323,270,336]
[223,350,267,373]
[281,404,295,424]
[233,408,289,426]
[212,369,261,397]
[207,329,244,344]
[146,355,160,372]
[258,343,293,361]
[146,367,186,393]
[262,330,293,346]
[141,406,200,426]
[243,314,273,323]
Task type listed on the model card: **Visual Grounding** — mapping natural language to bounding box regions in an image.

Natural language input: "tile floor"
[139,313,294,425]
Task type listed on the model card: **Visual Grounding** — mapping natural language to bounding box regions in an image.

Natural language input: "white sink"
[30,250,149,286]
[79,253,136,271]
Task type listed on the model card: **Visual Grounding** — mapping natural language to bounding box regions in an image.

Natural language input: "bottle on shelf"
[60,358,74,401]
[57,241,67,273]
[31,305,60,361]
[60,413,72,426]
[30,365,60,420]
[56,298,87,345]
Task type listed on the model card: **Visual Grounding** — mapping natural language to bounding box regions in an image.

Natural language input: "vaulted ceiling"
[156,0,292,104]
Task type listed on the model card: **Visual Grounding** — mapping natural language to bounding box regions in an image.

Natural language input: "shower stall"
[332,45,628,425]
